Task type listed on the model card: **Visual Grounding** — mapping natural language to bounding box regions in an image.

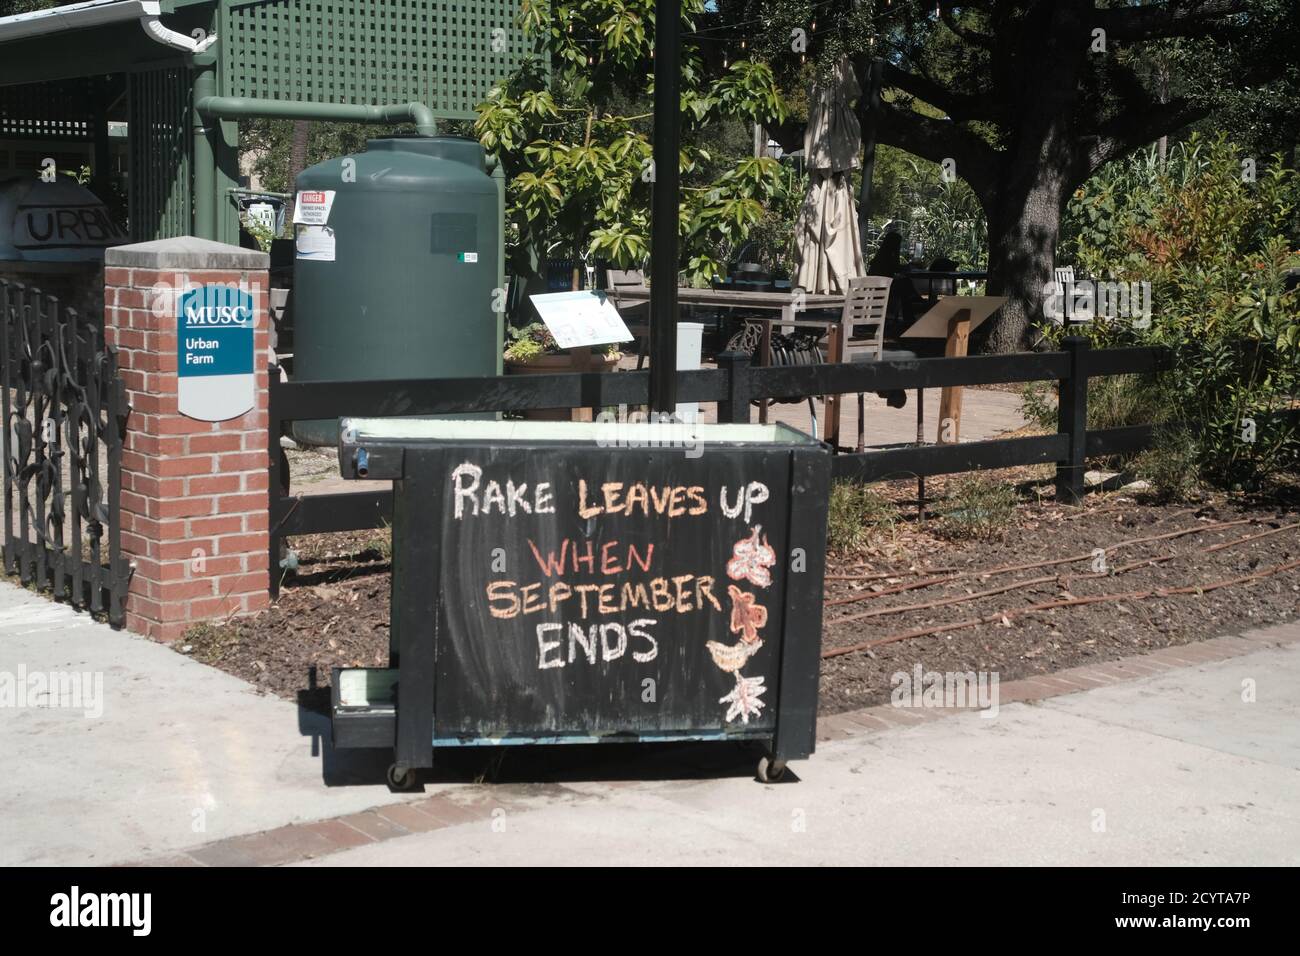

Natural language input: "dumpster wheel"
[387,763,417,790]
[757,755,787,783]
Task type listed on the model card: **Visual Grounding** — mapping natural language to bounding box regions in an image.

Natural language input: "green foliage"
[826,480,897,552]
[1062,134,1300,489]
[241,215,277,252]
[503,322,560,362]
[1019,375,1170,436]
[935,475,1017,542]
[477,0,792,284]
[503,321,618,362]
[864,146,987,270]
[1133,428,1203,503]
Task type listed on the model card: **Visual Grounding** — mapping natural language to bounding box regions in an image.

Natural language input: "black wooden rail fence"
[268,337,1171,595]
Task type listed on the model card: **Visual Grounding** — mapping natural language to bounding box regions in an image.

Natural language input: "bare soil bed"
[180,486,1300,716]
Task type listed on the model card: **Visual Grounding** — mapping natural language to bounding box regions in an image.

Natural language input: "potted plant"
[504,323,621,373]
[504,322,622,420]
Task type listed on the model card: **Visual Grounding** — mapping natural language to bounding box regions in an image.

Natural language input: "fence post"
[1056,336,1089,504]
[717,350,752,424]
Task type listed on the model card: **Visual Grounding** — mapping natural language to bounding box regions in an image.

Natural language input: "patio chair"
[607,269,650,368]
[1054,265,1094,325]
[845,276,920,452]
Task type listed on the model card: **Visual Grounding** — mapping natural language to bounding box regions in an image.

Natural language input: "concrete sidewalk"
[2,577,1297,866]
[299,632,1300,867]
[0,584,414,866]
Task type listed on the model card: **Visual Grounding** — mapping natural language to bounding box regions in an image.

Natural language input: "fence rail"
[267,337,1171,595]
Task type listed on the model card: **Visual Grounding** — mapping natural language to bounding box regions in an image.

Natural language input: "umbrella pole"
[649,0,680,415]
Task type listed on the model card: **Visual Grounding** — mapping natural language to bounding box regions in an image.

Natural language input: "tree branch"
[938,2,996,50]
[881,61,998,122]
[1098,0,1247,42]
[869,99,999,197]
[1075,96,1210,180]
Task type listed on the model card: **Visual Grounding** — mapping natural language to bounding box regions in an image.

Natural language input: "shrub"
[1132,427,1203,502]
[1018,375,1169,435]
[1061,134,1300,489]
[935,474,1017,541]
[826,480,897,552]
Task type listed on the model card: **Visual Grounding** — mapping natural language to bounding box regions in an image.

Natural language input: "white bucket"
[675,321,705,424]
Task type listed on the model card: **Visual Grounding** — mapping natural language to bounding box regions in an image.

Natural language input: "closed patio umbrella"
[793,58,865,295]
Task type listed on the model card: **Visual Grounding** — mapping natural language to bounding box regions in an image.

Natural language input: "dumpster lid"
[339,418,821,447]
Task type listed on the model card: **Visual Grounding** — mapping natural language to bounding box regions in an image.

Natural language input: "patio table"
[610,286,852,445]
[906,270,990,304]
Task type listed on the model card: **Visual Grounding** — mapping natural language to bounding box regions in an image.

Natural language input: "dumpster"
[331,418,832,784]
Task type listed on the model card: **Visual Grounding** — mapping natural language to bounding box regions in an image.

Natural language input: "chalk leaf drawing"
[726,525,776,588]
[710,526,778,723]
[706,638,762,673]
[720,674,767,724]
[727,584,768,644]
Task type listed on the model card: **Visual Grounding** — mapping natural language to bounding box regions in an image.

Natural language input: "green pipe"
[490,159,506,374]
[192,61,218,239]
[196,96,438,136]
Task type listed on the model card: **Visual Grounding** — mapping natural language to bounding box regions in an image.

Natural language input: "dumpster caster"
[387,763,416,790]
[757,755,787,783]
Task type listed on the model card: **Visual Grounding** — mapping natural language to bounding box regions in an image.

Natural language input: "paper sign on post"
[529,291,634,349]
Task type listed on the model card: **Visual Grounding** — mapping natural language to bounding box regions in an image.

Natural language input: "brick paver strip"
[127,622,1300,868]
[337,810,412,842]
[839,712,893,733]
[1027,676,1082,695]
[412,796,490,827]
[375,803,447,834]
[999,679,1059,703]
[302,817,375,851]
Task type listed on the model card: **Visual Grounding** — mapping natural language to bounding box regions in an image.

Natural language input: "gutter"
[0,0,216,52]
[0,0,148,42]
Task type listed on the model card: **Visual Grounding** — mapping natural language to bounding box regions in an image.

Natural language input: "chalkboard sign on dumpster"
[333,419,831,784]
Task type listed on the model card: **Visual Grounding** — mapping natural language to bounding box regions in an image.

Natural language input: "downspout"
[138,6,218,53]
[489,158,506,373]
[136,3,221,237]
[191,53,219,240]
[138,7,440,237]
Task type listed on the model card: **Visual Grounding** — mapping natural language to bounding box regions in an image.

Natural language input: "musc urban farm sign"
[176,285,256,421]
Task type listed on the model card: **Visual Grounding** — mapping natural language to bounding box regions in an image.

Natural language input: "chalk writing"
[452,462,555,518]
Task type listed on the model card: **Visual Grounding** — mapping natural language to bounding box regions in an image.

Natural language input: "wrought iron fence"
[0,280,131,624]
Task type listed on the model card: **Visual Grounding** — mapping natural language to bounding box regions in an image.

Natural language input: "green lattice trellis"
[128,68,193,242]
[0,79,102,140]
[218,0,530,120]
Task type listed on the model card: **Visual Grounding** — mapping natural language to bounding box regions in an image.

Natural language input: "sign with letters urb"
[176,285,256,422]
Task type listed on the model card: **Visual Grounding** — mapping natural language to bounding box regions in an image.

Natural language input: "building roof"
[0,1,159,43]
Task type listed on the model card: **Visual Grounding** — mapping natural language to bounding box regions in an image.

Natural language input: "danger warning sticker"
[293,190,336,226]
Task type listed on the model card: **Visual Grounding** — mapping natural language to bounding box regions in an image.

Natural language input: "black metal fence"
[267,337,1171,595]
[0,280,131,625]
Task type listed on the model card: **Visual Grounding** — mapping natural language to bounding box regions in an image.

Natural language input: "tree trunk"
[982,154,1069,353]
[285,120,312,222]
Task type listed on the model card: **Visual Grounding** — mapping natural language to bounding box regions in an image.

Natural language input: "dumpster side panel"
[431,445,798,740]
[772,446,833,761]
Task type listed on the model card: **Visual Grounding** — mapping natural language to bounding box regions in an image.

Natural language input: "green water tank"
[290,136,499,445]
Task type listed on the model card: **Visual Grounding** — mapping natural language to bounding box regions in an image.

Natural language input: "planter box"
[504,351,620,421]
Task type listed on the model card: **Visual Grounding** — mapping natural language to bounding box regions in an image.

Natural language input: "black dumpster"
[331,418,831,784]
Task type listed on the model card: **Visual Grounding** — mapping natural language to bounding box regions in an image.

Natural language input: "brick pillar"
[103,238,271,641]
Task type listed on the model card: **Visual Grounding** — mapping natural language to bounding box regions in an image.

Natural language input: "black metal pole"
[649,0,680,414]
